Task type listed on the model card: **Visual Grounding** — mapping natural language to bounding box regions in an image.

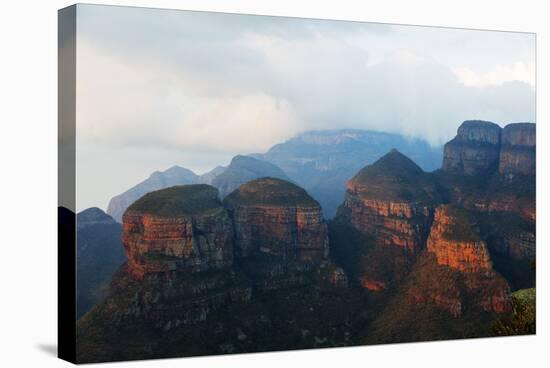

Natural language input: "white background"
[0,0,548,366]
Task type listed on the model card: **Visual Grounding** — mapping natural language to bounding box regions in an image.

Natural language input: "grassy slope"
[125,184,222,217]
[224,177,319,207]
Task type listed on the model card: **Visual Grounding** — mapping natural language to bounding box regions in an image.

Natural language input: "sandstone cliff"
[122,185,234,279]
[339,149,439,252]
[442,120,502,175]
[442,120,535,178]
[224,178,331,290]
[499,123,536,177]
[426,205,491,273]
[98,184,253,335]
[419,204,510,316]
[332,150,441,291]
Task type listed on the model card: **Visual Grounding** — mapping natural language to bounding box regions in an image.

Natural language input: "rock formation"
[442,120,535,178]
[332,150,441,291]
[122,185,234,279]
[338,150,439,252]
[419,204,511,316]
[426,205,491,273]
[224,178,330,289]
[102,185,252,334]
[442,120,502,175]
[499,123,536,177]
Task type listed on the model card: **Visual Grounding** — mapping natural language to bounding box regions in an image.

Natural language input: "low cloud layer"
[75,5,535,211]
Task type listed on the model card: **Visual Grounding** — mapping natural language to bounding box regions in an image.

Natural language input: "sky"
[74,4,535,211]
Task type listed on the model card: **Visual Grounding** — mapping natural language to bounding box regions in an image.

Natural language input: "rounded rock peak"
[224,177,319,207]
[349,150,440,203]
[353,149,423,183]
[502,122,536,147]
[456,120,502,144]
[125,184,222,217]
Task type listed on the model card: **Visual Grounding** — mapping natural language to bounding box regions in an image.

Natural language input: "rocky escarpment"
[122,185,234,279]
[442,120,535,178]
[442,120,502,175]
[333,150,441,291]
[419,205,511,316]
[77,182,360,363]
[426,205,491,273]
[499,123,536,177]
[94,185,252,334]
[224,178,333,290]
[363,204,512,344]
[436,122,536,289]
[339,150,440,252]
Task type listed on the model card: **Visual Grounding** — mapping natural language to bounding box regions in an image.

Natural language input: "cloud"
[74,5,536,210]
[452,62,535,88]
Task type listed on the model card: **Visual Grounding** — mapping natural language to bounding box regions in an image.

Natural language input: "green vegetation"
[350,150,441,203]
[363,252,497,344]
[125,184,222,217]
[224,177,319,207]
[492,288,536,336]
[440,205,481,243]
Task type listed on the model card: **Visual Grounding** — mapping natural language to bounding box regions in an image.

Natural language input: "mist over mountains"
[106,128,443,221]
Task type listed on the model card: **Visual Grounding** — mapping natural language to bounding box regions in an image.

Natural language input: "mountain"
[211,155,290,198]
[331,149,441,291]
[437,121,536,289]
[224,178,331,289]
[362,205,510,344]
[197,165,226,185]
[76,207,126,318]
[442,120,535,179]
[107,166,199,222]
[76,121,534,362]
[252,129,443,217]
[76,182,356,363]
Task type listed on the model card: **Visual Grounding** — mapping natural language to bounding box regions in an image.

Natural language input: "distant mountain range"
[251,129,443,217]
[107,166,199,222]
[76,207,126,318]
[76,121,535,363]
[106,129,443,221]
[212,155,290,197]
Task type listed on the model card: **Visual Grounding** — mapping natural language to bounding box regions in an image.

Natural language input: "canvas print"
[58,4,536,364]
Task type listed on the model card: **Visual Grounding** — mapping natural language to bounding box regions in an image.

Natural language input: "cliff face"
[426,205,491,273]
[442,120,502,175]
[499,123,536,177]
[106,185,252,333]
[78,181,359,363]
[419,205,510,316]
[442,121,536,178]
[122,185,234,279]
[332,150,440,291]
[224,178,330,290]
[339,150,439,252]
